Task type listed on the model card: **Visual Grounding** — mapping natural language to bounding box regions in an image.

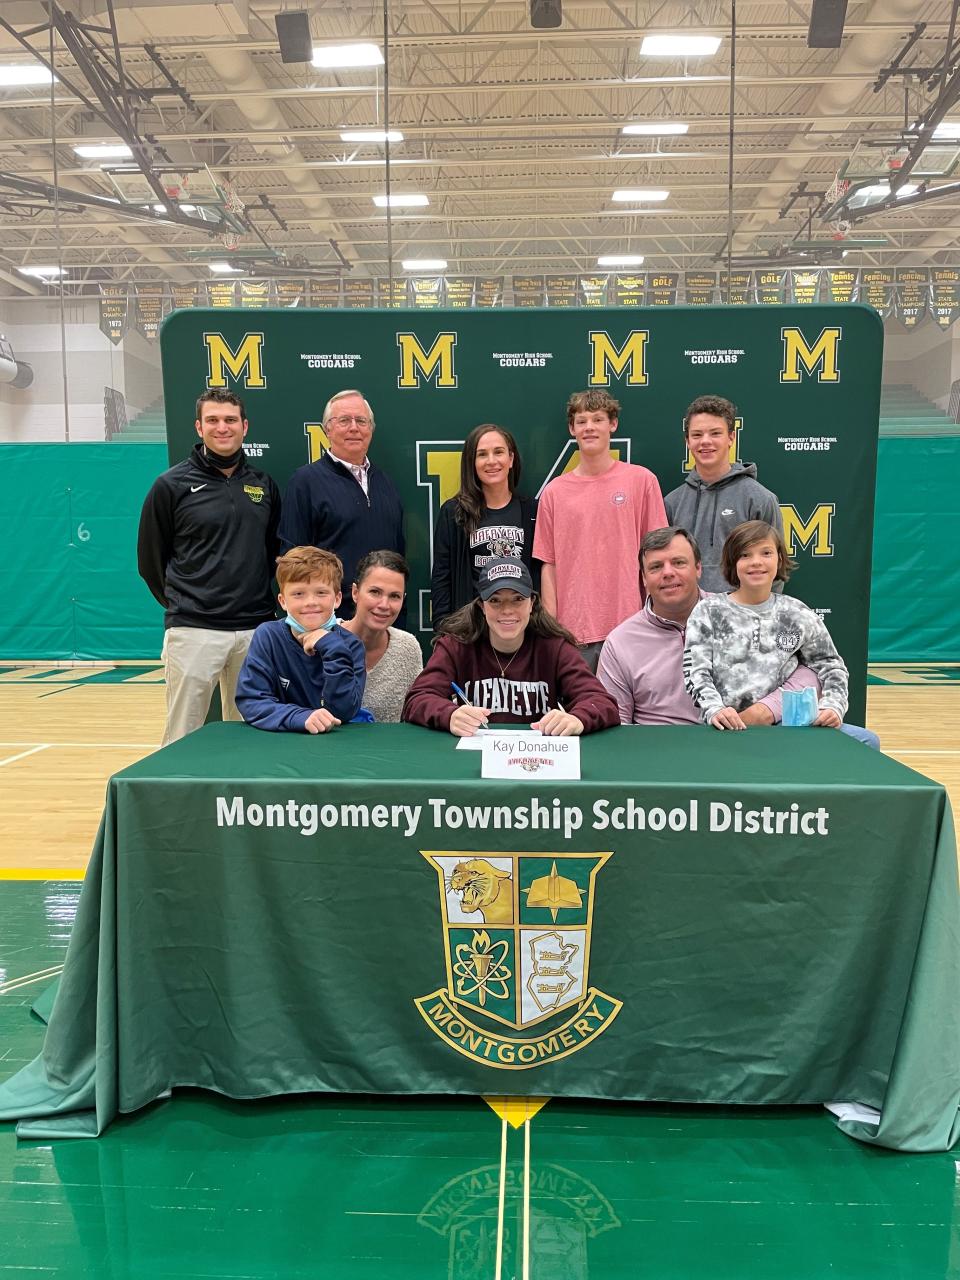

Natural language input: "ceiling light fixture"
[312,43,384,69]
[73,143,133,159]
[640,35,722,56]
[0,64,55,87]
[19,265,64,277]
[621,122,689,136]
[340,129,404,143]
[209,262,242,274]
[597,254,645,266]
[373,193,429,208]
[612,189,670,202]
[933,122,960,140]
[402,258,447,270]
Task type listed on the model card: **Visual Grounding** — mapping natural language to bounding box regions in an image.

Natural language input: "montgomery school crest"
[414,853,621,1068]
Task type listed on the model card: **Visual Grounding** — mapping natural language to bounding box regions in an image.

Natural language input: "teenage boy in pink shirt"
[534,390,667,672]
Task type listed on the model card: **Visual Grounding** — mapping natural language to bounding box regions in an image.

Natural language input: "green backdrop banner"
[158,304,880,720]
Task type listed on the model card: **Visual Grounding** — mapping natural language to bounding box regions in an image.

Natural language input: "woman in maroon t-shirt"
[403,557,619,737]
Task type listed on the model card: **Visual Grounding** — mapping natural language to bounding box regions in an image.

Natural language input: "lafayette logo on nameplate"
[481,732,580,780]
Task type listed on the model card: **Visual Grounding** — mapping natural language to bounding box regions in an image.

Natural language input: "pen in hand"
[451,681,489,729]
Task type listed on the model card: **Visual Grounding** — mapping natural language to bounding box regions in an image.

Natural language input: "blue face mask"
[283,612,337,635]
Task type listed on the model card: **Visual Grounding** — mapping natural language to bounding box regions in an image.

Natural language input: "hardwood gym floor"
[1,663,958,1279]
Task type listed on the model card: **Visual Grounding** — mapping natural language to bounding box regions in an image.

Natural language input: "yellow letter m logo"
[589,330,649,386]
[397,332,458,388]
[780,326,841,383]
[204,332,266,389]
[781,503,835,558]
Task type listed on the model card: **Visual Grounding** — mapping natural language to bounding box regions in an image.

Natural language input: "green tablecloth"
[2,723,958,1150]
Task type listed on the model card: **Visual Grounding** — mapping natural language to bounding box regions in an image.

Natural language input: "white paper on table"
[824,1101,881,1125]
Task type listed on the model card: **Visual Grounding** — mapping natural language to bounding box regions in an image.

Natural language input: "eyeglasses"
[329,414,371,429]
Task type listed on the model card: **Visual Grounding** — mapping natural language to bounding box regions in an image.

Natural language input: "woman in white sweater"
[341,550,423,722]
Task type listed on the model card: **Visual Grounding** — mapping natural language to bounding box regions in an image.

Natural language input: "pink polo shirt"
[533,460,667,644]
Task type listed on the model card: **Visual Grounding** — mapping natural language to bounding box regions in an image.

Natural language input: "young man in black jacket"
[138,388,282,745]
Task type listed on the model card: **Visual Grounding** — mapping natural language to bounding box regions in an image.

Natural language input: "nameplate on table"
[480,732,580,780]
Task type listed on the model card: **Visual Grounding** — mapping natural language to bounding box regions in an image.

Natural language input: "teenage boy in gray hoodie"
[664,395,783,593]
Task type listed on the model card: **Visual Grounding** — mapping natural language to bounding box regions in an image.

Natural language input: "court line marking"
[0,965,63,997]
[0,869,86,880]
[495,1117,507,1280]
[0,744,50,768]
[522,1118,531,1280]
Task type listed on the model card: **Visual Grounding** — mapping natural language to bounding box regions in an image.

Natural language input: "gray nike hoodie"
[664,462,784,593]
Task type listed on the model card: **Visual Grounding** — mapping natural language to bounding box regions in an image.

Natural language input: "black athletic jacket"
[137,444,282,630]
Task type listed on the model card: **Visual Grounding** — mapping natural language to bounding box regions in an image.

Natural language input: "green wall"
[0,443,165,660]
[869,436,960,662]
[0,434,955,667]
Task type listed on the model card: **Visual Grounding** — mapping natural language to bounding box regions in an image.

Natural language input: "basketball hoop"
[219,180,246,250]
[825,172,850,206]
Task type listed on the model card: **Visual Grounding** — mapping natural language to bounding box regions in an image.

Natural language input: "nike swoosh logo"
[190,484,206,492]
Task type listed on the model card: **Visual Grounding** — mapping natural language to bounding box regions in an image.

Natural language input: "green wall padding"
[868,436,960,662]
[1,436,957,663]
[0,443,167,660]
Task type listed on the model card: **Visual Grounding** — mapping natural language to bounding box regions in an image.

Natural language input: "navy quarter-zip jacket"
[278,452,405,620]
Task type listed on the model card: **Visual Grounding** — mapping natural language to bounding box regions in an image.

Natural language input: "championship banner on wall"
[719,271,752,304]
[310,278,341,309]
[377,277,409,309]
[171,282,202,309]
[99,284,129,345]
[826,268,859,304]
[275,281,304,308]
[895,268,929,328]
[579,275,608,307]
[208,280,237,308]
[684,272,716,305]
[755,270,787,305]
[931,268,960,329]
[647,272,679,306]
[444,277,475,309]
[476,278,503,308]
[790,270,821,304]
[860,268,894,318]
[134,284,165,341]
[240,280,271,308]
[161,304,882,724]
[343,279,375,309]
[545,275,578,307]
[411,277,444,309]
[512,275,545,307]
[613,274,645,306]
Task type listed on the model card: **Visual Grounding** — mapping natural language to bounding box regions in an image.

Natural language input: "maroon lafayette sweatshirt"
[402,633,620,734]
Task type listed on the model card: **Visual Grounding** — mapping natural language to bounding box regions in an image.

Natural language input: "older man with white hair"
[279,388,405,620]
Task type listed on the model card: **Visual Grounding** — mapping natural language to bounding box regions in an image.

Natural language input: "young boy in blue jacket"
[235,545,365,733]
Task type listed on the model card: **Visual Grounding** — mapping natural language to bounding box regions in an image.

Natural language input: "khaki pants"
[161,626,256,747]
